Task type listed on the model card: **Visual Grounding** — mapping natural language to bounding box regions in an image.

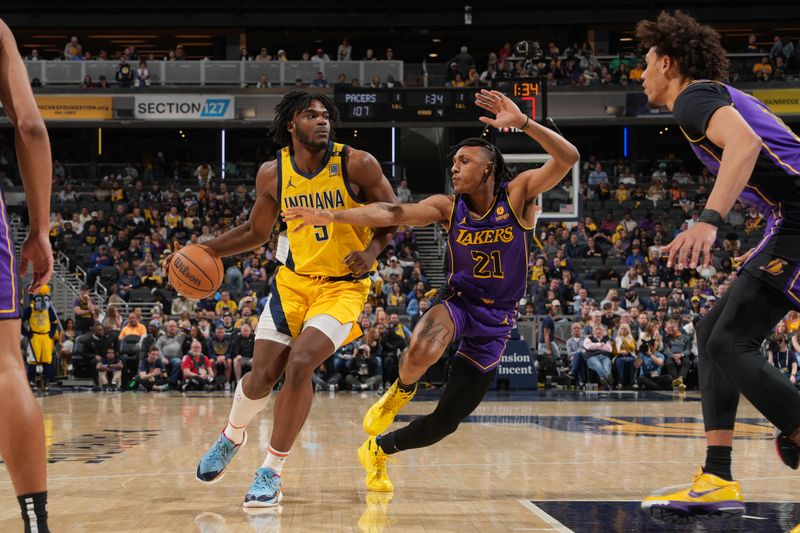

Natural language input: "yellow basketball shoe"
[363,380,416,436]
[641,468,745,524]
[358,436,393,492]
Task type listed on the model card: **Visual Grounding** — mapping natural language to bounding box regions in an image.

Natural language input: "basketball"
[168,244,223,299]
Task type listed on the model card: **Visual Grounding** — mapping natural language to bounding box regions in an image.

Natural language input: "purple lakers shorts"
[442,292,515,373]
[0,191,19,319]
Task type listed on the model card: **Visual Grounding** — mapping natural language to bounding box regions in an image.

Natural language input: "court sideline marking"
[517,499,573,533]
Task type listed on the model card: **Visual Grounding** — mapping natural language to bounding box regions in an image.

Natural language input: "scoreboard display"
[333,80,545,123]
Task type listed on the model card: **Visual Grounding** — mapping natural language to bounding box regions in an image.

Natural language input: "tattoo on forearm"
[419,318,451,348]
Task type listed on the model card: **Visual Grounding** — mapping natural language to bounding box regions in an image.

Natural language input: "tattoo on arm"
[418,317,452,348]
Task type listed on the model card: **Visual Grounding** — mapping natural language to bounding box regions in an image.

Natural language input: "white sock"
[262,445,290,475]
[222,378,270,445]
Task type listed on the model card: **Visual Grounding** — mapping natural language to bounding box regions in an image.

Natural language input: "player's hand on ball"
[282,207,334,231]
[661,222,717,270]
[160,251,174,280]
[475,89,527,130]
[344,250,375,277]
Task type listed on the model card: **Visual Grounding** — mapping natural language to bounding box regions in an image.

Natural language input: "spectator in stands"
[584,323,614,389]
[136,345,169,392]
[96,347,123,391]
[154,320,186,385]
[120,312,146,339]
[194,163,215,185]
[587,162,608,187]
[215,291,238,315]
[231,323,255,384]
[64,36,82,60]
[345,344,382,391]
[450,45,475,78]
[311,72,328,88]
[564,233,586,258]
[662,319,691,391]
[135,61,151,88]
[81,75,94,88]
[409,298,430,331]
[207,326,232,390]
[539,300,561,363]
[115,56,134,88]
[363,48,376,61]
[97,75,110,88]
[396,179,412,203]
[313,357,342,392]
[101,304,123,335]
[256,75,271,88]
[181,339,214,391]
[337,37,352,61]
[311,48,330,62]
[613,323,638,389]
[753,55,774,81]
[253,47,270,61]
[774,56,788,81]
[566,322,586,388]
[636,322,670,390]
[73,286,99,335]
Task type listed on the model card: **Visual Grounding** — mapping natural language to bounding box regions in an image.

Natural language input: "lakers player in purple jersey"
[283,88,579,492]
[633,12,800,524]
[0,19,55,533]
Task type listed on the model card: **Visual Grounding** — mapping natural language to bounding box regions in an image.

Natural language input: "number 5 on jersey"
[314,225,329,242]
[471,250,503,278]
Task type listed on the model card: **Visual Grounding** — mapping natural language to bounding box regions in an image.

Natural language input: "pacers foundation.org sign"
[752,89,800,114]
[35,96,112,120]
[134,95,235,120]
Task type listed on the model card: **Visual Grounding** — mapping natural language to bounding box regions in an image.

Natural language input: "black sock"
[18,492,50,533]
[376,432,400,455]
[703,446,733,481]
[397,378,416,394]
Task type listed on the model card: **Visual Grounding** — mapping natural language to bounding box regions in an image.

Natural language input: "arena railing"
[24,59,404,87]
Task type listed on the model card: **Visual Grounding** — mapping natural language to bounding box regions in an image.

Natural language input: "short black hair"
[636,11,729,81]
[448,137,516,195]
[269,91,341,148]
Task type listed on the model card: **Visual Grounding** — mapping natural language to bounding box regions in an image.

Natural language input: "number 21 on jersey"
[471,250,503,278]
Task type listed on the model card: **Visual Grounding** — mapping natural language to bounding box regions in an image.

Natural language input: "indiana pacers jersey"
[276,141,374,278]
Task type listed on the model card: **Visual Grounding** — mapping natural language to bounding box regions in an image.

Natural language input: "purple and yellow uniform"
[442,183,533,372]
[673,81,800,308]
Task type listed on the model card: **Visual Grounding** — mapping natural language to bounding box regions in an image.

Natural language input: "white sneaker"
[224,382,231,392]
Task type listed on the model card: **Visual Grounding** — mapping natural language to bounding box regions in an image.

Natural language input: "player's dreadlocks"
[636,11,729,81]
[269,91,342,148]
[448,137,516,195]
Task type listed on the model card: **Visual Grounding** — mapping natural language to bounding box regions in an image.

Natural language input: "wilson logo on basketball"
[173,256,202,287]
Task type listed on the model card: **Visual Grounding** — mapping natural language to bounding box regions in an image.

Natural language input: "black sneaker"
[775,431,800,469]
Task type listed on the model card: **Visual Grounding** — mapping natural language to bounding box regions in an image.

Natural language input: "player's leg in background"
[696,271,797,478]
[362,303,457,437]
[0,319,50,532]
[399,304,456,384]
[379,357,496,453]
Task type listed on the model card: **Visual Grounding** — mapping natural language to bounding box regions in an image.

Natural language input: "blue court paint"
[395,414,772,439]
[527,500,800,532]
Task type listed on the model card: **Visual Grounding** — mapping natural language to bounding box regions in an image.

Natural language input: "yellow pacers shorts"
[256,266,370,347]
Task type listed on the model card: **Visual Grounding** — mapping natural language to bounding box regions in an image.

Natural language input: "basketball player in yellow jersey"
[0,19,55,533]
[183,92,397,507]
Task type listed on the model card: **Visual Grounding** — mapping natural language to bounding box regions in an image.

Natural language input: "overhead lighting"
[32,35,66,39]
[620,37,633,42]
[110,40,147,43]
[178,42,213,46]
[432,38,442,43]
[22,44,46,48]
[428,52,439,58]
[175,34,213,38]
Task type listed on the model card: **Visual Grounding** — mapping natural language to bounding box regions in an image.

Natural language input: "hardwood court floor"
[1,389,799,532]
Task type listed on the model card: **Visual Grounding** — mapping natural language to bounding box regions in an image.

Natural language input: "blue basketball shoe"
[244,467,283,508]
[196,430,247,483]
